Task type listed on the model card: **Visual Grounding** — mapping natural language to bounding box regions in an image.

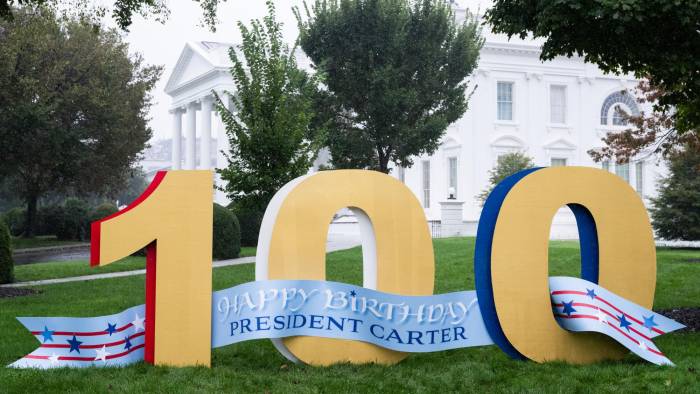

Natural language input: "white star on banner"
[638,341,647,351]
[132,313,145,332]
[596,308,607,324]
[48,353,60,366]
[94,345,111,363]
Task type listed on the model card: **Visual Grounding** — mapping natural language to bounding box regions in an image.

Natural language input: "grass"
[11,236,84,250]
[12,246,257,283]
[0,237,698,392]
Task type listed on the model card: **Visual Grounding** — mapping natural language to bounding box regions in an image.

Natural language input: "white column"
[199,96,214,169]
[170,108,183,170]
[184,101,198,170]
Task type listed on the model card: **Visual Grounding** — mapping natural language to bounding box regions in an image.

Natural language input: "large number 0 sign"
[9,168,684,370]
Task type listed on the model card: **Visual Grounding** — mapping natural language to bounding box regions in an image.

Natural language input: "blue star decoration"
[618,314,633,332]
[106,322,117,336]
[349,290,357,297]
[562,300,577,316]
[643,315,659,331]
[585,288,597,300]
[40,326,54,343]
[67,335,83,353]
[124,336,132,351]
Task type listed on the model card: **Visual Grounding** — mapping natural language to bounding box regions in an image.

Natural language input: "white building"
[163,9,664,238]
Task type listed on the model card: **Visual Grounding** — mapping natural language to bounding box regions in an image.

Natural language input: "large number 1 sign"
[90,171,214,366]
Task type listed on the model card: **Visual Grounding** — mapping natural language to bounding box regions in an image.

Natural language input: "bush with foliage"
[0,220,13,284]
[477,152,535,203]
[212,203,241,260]
[229,200,264,247]
[2,207,25,237]
[53,198,89,241]
[650,143,700,241]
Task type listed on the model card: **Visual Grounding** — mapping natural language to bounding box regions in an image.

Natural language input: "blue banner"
[9,277,684,369]
[212,280,492,352]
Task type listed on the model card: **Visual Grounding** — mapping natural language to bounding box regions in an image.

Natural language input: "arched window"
[600,91,640,126]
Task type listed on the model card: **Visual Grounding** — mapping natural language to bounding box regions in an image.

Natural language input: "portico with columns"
[164,41,237,204]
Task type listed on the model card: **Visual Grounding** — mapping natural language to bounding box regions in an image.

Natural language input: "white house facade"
[163,9,665,238]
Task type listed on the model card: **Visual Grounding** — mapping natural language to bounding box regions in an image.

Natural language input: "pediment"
[164,44,219,95]
[543,138,576,151]
[490,134,525,149]
[440,136,461,149]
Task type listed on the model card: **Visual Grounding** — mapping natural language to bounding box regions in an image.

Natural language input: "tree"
[0,219,12,284]
[485,0,700,159]
[477,152,534,204]
[0,0,227,31]
[216,0,325,210]
[296,0,482,173]
[650,141,700,241]
[115,167,149,207]
[0,7,161,237]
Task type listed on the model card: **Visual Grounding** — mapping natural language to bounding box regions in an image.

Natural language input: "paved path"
[2,234,361,288]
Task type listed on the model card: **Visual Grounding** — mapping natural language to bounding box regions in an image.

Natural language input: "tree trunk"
[377,148,391,174]
[23,194,38,238]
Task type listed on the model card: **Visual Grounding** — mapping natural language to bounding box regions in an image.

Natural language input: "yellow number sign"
[475,166,656,364]
[256,170,435,366]
[90,171,214,367]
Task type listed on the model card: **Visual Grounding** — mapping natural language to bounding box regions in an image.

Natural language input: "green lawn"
[11,236,84,250]
[12,246,257,282]
[0,238,698,392]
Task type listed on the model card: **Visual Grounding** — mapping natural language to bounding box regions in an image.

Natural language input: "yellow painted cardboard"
[264,170,435,365]
[490,167,656,363]
[94,171,213,367]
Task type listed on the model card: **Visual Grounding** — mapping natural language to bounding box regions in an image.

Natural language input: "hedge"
[212,203,241,260]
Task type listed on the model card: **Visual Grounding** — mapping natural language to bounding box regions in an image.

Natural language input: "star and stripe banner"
[550,276,684,365]
[9,277,684,369]
[10,305,146,369]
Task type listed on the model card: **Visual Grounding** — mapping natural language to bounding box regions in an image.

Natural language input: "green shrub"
[212,203,241,260]
[229,200,265,247]
[2,207,26,237]
[0,220,14,284]
[55,198,89,241]
[37,204,64,236]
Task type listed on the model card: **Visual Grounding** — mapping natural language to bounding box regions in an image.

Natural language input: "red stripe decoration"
[24,344,145,362]
[145,241,156,365]
[39,332,145,349]
[553,313,598,320]
[551,290,665,335]
[31,323,133,337]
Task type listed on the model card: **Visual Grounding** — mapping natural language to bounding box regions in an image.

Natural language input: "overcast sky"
[120,0,305,142]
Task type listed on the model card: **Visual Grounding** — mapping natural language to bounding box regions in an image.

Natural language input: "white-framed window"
[398,166,405,183]
[600,91,640,126]
[497,81,514,121]
[615,162,630,182]
[550,85,567,124]
[422,160,430,208]
[447,157,458,198]
[635,161,644,194]
[602,160,610,171]
[551,158,567,167]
